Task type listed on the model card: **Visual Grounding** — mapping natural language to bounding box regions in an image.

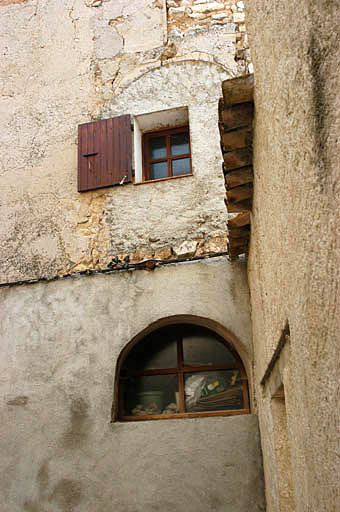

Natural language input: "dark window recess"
[142,126,192,182]
[78,114,132,192]
[117,325,250,421]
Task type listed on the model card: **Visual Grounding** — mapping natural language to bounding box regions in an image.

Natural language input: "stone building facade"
[1,0,339,511]
[1,0,251,282]
[0,1,264,511]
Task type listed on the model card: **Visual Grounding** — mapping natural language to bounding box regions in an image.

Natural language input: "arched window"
[116,324,250,421]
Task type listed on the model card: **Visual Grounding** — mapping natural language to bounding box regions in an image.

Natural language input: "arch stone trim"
[111,52,235,97]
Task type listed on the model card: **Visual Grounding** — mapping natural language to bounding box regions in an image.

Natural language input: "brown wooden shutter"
[78,114,132,192]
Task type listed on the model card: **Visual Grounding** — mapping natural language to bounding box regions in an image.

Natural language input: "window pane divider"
[142,126,191,181]
[168,153,191,161]
[166,134,172,177]
[177,337,185,413]
[128,368,179,377]
[181,364,239,372]
[148,153,191,164]
[129,363,240,377]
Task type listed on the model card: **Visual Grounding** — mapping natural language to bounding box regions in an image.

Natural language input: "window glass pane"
[170,132,189,155]
[122,331,178,371]
[183,326,236,366]
[149,136,167,159]
[150,161,168,180]
[184,370,244,412]
[172,158,191,176]
[123,374,179,416]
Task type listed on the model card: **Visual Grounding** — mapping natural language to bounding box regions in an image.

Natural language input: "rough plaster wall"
[0,258,264,511]
[0,0,249,284]
[245,1,340,510]
[0,0,100,282]
[100,61,230,261]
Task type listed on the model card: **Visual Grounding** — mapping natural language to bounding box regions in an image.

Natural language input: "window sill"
[134,173,193,186]
[116,409,250,422]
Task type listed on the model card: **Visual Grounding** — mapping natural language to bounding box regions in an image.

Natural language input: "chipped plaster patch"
[69,192,111,273]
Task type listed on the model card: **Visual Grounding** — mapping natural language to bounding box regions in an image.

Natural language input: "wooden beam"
[224,147,252,171]
[228,236,249,249]
[227,183,253,203]
[222,127,252,151]
[222,74,254,106]
[228,243,249,259]
[225,198,252,212]
[220,102,254,130]
[225,166,253,188]
[228,225,250,239]
[228,212,250,228]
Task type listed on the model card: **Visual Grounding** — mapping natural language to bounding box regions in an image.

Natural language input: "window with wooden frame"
[116,325,250,421]
[142,126,192,182]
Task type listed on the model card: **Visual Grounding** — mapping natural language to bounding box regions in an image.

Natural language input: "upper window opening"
[116,324,249,421]
[142,126,192,182]
[133,106,192,184]
[77,108,193,191]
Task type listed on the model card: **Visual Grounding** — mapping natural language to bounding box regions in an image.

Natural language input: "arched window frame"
[113,321,250,422]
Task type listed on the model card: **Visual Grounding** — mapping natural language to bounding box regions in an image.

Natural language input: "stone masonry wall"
[0,0,251,284]
[167,0,251,74]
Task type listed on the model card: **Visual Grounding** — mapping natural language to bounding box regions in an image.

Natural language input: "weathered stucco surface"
[246,0,340,510]
[2,0,339,509]
[0,258,264,511]
[0,0,249,284]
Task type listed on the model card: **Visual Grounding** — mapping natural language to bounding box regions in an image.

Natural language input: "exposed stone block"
[212,12,228,19]
[223,23,237,31]
[192,2,224,13]
[132,248,155,264]
[196,234,228,255]
[173,240,198,258]
[233,11,245,22]
[169,6,187,13]
[188,12,207,18]
[154,247,173,260]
